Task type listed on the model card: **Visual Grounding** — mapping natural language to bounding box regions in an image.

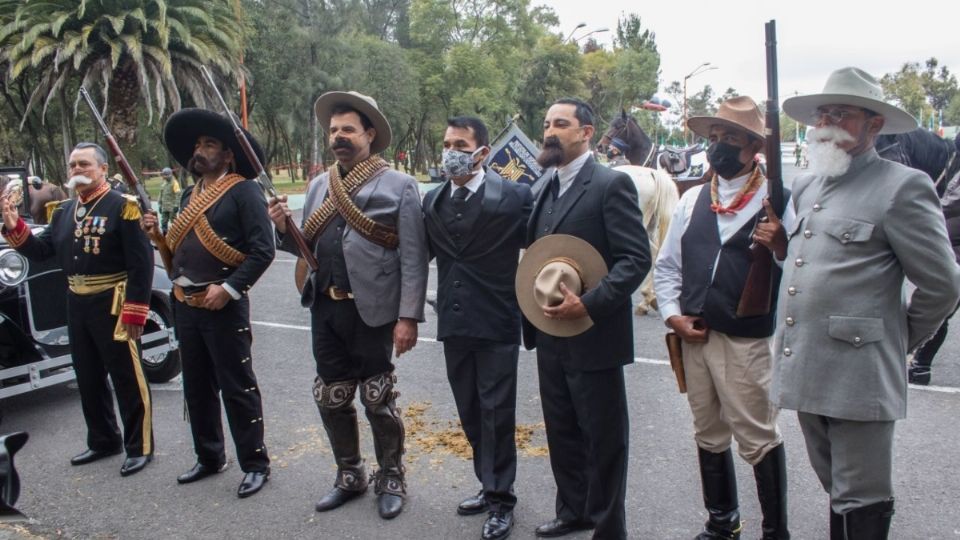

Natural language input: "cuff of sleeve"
[120,301,150,326]
[659,301,682,327]
[222,282,243,300]
[1,218,29,248]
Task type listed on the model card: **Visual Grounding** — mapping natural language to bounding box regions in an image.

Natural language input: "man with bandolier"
[142,108,276,498]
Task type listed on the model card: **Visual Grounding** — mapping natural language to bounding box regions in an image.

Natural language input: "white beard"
[806,126,855,177]
[65,175,93,190]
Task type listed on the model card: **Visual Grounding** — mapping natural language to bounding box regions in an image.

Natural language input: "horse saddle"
[659,144,703,175]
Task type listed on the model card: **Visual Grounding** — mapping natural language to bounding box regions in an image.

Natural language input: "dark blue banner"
[485,122,543,185]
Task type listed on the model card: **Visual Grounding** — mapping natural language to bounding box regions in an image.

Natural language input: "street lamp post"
[682,62,718,144]
[572,27,610,44]
[564,22,587,43]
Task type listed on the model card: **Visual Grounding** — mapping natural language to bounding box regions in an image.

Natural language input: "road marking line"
[249,321,959,394]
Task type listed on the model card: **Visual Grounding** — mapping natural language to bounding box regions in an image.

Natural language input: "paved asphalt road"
[2,159,959,539]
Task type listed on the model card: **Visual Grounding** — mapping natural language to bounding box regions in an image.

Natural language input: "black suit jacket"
[424,170,533,343]
[523,156,651,370]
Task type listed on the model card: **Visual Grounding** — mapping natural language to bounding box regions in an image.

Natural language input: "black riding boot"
[313,378,367,511]
[361,372,406,519]
[695,447,742,540]
[842,499,895,540]
[753,444,789,539]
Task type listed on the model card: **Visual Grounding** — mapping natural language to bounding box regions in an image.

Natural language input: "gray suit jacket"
[281,167,428,327]
[772,149,960,421]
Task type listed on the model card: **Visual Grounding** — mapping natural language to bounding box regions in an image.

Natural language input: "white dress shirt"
[449,168,485,201]
[654,173,796,324]
[555,150,592,198]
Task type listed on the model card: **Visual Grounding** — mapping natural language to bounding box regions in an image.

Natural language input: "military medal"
[97,217,107,234]
[74,225,83,238]
[82,217,91,235]
[91,237,101,255]
[76,205,87,219]
[83,236,91,253]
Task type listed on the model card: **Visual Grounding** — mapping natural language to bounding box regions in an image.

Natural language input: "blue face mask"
[442,147,484,178]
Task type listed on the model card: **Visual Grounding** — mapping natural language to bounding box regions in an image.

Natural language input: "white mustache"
[807,126,855,145]
[65,175,93,189]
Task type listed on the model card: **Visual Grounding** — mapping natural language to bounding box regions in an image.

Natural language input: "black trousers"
[174,296,269,473]
[536,333,629,540]
[310,297,394,381]
[444,338,519,512]
[67,290,152,457]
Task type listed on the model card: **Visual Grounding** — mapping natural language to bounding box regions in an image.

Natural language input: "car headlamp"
[0,249,29,287]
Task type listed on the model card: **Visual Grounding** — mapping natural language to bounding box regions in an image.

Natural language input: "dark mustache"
[543,136,562,148]
[332,139,354,150]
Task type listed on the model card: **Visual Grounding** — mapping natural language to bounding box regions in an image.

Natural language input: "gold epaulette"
[121,194,142,220]
[45,199,67,223]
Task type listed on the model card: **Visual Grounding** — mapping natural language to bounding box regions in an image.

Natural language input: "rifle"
[199,66,320,272]
[736,20,784,318]
[79,87,175,275]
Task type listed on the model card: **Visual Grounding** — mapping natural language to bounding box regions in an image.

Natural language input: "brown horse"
[600,112,679,315]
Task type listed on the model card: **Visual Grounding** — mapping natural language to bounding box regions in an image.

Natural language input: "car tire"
[141,294,181,384]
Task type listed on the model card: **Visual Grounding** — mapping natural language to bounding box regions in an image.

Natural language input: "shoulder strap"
[166,174,246,252]
[301,156,390,242]
[328,164,399,249]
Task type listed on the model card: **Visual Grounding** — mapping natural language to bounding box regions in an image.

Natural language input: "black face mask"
[707,142,747,179]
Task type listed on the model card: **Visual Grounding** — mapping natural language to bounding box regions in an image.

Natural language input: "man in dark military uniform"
[142,108,275,498]
[1,142,154,477]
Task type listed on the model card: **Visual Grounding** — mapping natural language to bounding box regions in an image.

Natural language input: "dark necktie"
[549,173,560,200]
[452,186,470,205]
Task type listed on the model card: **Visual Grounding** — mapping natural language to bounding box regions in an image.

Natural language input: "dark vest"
[437,183,485,248]
[678,185,787,339]
[313,210,351,292]
[173,230,233,284]
[533,175,561,240]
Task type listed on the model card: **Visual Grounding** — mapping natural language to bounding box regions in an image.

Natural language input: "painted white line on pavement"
[250,321,959,394]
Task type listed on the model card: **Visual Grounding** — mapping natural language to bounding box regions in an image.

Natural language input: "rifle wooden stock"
[736,20,784,318]
[79,87,174,276]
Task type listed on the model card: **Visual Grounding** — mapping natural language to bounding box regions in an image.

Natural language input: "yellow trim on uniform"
[128,339,152,456]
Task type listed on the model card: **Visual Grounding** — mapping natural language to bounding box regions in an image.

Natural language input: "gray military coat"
[285,167,428,327]
[772,149,960,421]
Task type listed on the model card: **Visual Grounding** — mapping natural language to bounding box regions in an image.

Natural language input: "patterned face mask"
[441,147,484,178]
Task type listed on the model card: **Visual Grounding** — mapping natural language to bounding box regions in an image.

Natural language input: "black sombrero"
[163,108,265,179]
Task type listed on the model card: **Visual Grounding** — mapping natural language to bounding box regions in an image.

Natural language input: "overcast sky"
[546,0,960,114]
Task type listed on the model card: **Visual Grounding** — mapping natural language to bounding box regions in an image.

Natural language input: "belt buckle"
[327,287,347,301]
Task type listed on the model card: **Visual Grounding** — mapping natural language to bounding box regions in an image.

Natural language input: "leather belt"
[326,286,355,301]
[173,283,209,308]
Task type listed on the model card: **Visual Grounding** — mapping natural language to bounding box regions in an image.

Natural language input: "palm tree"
[0,0,246,148]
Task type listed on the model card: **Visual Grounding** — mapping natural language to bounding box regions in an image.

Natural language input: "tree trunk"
[105,58,143,158]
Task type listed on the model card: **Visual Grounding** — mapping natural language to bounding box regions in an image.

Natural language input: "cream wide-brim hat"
[783,67,918,134]
[516,235,608,338]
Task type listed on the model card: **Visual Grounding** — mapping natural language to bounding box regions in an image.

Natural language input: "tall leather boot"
[361,372,406,520]
[842,499,894,540]
[695,447,742,540]
[313,378,367,511]
[752,444,790,539]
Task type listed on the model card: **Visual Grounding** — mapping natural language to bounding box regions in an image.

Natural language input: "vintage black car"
[0,167,180,399]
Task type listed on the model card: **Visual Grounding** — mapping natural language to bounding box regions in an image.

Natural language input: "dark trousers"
[444,338,519,512]
[310,297,394,381]
[174,296,269,473]
[537,334,629,540]
[913,305,958,368]
[67,290,152,457]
